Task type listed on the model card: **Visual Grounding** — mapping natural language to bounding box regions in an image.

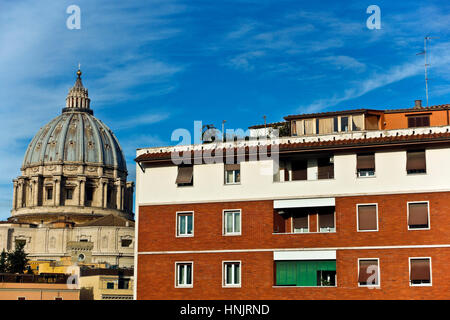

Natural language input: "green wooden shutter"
[275,261,296,286]
[276,260,336,286]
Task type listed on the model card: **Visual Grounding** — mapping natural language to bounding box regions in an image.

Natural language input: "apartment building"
[135,102,450,299]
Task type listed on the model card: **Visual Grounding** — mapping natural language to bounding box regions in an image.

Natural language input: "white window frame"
[223,209,242,236]
[356,203,379,232]
[317,211,336,233]
[176,211,194,237]
[357,258,381,288]
[407,201,430,231]
[222,261,242,288]
[224,167,241,185]
[357,169,376,178]
[291,214,309,233]
[409,257,432,287]
[175,261,194,288]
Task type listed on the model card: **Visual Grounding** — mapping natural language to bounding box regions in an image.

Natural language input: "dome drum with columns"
[11,70,134,225]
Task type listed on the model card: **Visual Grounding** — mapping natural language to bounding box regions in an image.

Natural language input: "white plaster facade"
[136,125,450,205]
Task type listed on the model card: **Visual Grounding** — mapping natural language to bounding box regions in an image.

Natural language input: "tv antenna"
[416,36,439,107]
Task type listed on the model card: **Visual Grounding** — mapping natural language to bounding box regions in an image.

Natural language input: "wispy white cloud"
[299,42,450,113]
[0,0,185,218]
[226,51,265,71]
[111,113,170,131]
[318,55,367,73]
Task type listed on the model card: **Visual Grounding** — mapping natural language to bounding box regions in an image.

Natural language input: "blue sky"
[1,0,450,219]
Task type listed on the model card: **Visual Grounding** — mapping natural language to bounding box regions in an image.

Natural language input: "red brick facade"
[137,192,450,299]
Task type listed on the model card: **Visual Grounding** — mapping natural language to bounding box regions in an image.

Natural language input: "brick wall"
[137,191,450,299]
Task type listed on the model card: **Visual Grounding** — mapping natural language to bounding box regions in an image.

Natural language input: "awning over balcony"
[274,197,335,209]
[273,250,336,261]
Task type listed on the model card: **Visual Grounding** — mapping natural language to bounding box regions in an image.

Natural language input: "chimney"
[414,100,422,109]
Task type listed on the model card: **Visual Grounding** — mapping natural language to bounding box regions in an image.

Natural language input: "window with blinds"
[408,202,429,229]
[407,115,430,128]
[318,211,335,232]
[293,214,309,233]
[357,204,378,231]
[291,160,307,181]
[410,258,431,285]
[357,153,375,177]
[176,165,194,186]
[317,157,334,180]
[358,259,379,286]
[406,150,426,174]
[224,163,241,184]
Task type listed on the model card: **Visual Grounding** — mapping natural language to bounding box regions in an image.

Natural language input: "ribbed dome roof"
[22,70,127,172]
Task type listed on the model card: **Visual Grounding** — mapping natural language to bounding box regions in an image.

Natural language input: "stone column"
[127,182,134,213]
[115,179,123,211]
[100,178,108,208]
[32,177,40,207]
[54,176,61,206]
[78,177,86,206]
[17,179,24,208]
[12,180,18,210]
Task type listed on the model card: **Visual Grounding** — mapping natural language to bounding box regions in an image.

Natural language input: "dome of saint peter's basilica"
[11,69,134,225]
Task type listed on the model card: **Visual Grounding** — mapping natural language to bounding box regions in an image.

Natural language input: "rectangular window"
[341,117,349,132]
[317,157,334,179]
[315,118,320,134]
[65,188,74,200]
[410,258,431,286]
[118,279,130,290]
[223,210,241,235]
[318,211,335,232]
[357,153,375,177]
[408,115,430,128]
[46,187,53,200]
[357,204,378,231]
[224,164,241,184]
[107,188,112,204]
[86,186,94,202]
[176,165,194,187]
[408,202,429,230]
[176,262,193,287]
[177,212,194,236]
[291,160,307,181]
[333,117,339,132]
[106,282,114,289]
[54,297,63,301]
[358,259,380,286]
[275,260,336,287]
[293,214,309,233]
[223,261,241,287]
[17,297,26,300]
[406,150,426,174]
